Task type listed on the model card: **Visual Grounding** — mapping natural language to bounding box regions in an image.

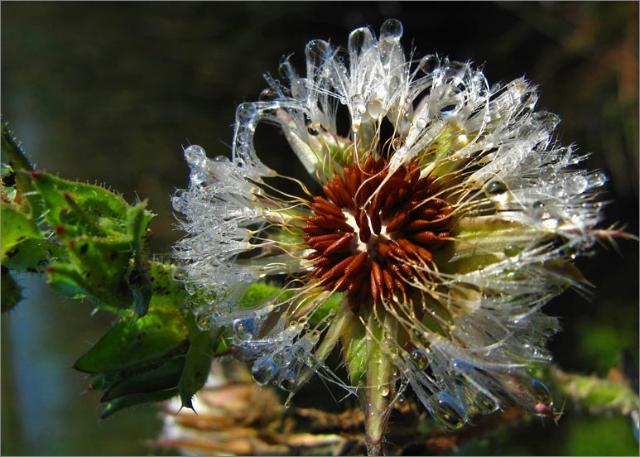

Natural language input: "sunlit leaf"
[74,305,189,373]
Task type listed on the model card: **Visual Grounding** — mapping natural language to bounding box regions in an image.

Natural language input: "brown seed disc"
[302,157,453,307]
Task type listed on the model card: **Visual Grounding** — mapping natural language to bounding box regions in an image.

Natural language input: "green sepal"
[100,388,179,419]
[342,318,367,387]
[239,282,284,309]
[101,356,186,402]
[178,327,216,409]
[126,204,153,315]
[1,266,21,313]
[308,292,344,326]
[440,216,546,274]
[74,304,188,373]
[269,228,304,245]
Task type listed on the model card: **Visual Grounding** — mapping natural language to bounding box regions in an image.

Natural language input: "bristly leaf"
[74,304,188,373]
[101,356,186,402]
[30,172,154,313]
[1,204,59,273]
[178,326,217,409]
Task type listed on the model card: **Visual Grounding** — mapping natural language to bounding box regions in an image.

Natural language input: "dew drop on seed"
[184,145,206,167]
[348,27,371,55]
[278,369,298,392]
[531,200,545,217]
[418,55,438,74]
[367,99,384,119]
[590,171,607,187]
[233,317,256,341]
[474,391,499,413]
[380,19,403,42]
[433,392,465,429]
[567,175,588,194]
[259,88,276,100]
[414,117,427,130]
[486,180,507,195]
[252,356,278,385]
[411,349,429,370]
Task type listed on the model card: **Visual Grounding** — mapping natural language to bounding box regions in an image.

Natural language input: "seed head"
[173,19,614,430]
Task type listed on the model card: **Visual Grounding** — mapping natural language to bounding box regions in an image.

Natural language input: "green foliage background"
[2,2,638,455]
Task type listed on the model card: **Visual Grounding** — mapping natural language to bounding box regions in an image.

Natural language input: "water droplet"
[432,392,466,429]
[411,349,429,370]
[531,200,545,216]
[251,356,278,385]
[305,39,330,69]
[348,27,373,56]
[567,175,588,194]
[277,368,298,392]
[184,145,207,167]
[380,384,391,397]
[590,171,607,188]
[414,117,427,130]
[367,99,384,119]
[474,391,499,413]
[236,103,256,122]
[259,88,276,100]
[233,318,256,341]
[418,55,438,74]
[380,18,403,42]
[352,95,366,115]
[213,155,230,162]
[486,180,507,195]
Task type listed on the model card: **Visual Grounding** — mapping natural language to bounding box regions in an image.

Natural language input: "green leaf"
[74,305,188,373]
[1,266,21,312]
[31,171,154,312]
[178,328,215,409]
[100,388,178,419]
[31,172,129,236]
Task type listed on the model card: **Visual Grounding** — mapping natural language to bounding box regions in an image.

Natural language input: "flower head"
[173,19,613,437]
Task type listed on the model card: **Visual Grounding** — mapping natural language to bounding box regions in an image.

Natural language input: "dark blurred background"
[2,2,638,455]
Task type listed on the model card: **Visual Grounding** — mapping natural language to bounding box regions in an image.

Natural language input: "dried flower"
[173,19,617,450]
